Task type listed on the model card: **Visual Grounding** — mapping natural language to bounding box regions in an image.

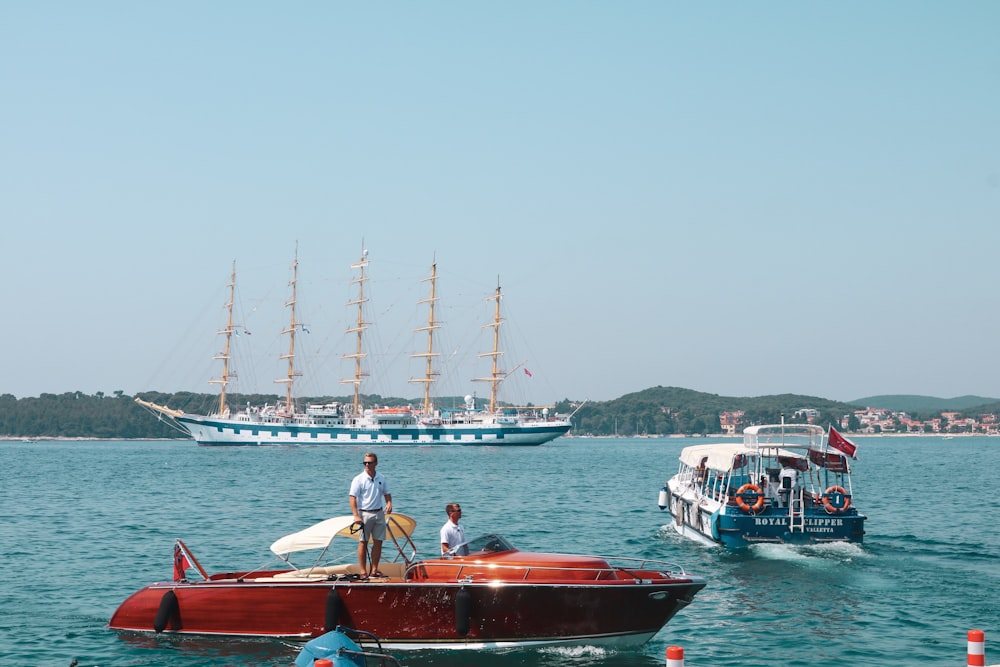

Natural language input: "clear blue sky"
[2,3,998,405]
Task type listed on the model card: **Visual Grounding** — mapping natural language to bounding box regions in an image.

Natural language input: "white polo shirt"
[440,520,467,554]
[350,470,390,511]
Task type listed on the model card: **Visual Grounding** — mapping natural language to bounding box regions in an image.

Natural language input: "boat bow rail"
[412,555,693,583]
[600,556,694,578]
[743,423,826,448]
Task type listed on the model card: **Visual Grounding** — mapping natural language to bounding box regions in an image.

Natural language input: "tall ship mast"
[340,246,369,415]
[408,260,441,414]
[474,283,504,414]
[275,247,303,415]
[208,260,238,417]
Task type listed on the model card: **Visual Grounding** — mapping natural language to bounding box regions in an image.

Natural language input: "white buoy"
[658,487,669,510]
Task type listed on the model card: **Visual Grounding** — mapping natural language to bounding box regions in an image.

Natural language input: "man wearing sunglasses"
[440,503,468,556]
[349,453,393,578]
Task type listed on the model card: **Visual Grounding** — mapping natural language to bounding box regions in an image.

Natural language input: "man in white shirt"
[440,503,468,555]
[349,453,393,577]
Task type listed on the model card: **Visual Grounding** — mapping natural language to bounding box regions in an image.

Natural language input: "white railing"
[407,556,691,582]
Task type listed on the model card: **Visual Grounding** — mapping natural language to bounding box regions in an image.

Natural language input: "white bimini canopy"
[678,443,806,472]
[679,443,755,472]
[270,513,418,556]
[743,423,825,448]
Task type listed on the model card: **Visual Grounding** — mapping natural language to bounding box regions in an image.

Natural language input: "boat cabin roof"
[679,443,754,471]
[743,423,825,448]
[678,443,804,472]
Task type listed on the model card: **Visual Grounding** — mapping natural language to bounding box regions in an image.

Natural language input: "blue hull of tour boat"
[667,497,866,549]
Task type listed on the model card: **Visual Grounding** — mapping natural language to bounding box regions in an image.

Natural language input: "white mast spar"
[474,281,504,414]
[275,246,303,415]
[408,259,441,414]
[208,261,238,417]
[341,245,369,415]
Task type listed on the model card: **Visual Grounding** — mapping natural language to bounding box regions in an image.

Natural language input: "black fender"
[455,588,471,636]
[153,590,179,633]
[325,588,342,632]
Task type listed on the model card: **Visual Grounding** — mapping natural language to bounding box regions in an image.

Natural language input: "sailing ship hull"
[176,415,571,446]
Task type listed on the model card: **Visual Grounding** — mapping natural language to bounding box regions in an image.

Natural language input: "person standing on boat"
[349,453,393,577]
[440,503,468,555]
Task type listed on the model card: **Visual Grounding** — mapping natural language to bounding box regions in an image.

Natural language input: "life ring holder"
[736,483,765,513]
[822,485,851,513]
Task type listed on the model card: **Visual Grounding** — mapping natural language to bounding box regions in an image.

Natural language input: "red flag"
[524,368,532,377]
[173,540,192,582]
[809,448,848,471]
[828,426,858,459]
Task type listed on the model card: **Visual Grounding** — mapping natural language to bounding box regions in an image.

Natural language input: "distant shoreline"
[567,432,991,439]
[4,432,993,443]
[0,437,181,442]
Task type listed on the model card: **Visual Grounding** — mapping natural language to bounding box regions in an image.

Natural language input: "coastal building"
[719,411,746,435]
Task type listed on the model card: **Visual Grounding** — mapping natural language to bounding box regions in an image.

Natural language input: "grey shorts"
[360,509,386,542]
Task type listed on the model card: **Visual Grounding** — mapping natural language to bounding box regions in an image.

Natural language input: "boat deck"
[256,562,408,582]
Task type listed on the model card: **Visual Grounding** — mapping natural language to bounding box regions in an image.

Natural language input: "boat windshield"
[447,533,514,556]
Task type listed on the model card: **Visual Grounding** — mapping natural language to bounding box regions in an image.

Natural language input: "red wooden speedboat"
[110,514,705,650]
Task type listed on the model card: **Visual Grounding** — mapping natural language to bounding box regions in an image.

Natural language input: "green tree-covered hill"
[849,394,999,413]
[555,386,855,436]
[3,387,997,439]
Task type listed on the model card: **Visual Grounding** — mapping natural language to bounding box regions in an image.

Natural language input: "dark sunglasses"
[363,461,377,466]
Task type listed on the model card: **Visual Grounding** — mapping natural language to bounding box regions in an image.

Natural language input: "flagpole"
[175,539,209,581]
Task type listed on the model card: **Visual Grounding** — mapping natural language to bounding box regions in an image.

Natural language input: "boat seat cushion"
[272,562,407,579]
[273,564,363,579]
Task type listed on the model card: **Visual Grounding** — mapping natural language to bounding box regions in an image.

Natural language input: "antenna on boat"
[209,260,238,417]
[276,244,303,414]
[473,278,504,413]
[341,241,370,415]
[409,257,441,413]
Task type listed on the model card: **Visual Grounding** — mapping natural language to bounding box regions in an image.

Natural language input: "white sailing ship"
[136,248,572,446]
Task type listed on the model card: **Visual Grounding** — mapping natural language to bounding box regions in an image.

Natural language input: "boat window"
[777,455,809,472]
[808,448,848,472]
[460,534,514,554]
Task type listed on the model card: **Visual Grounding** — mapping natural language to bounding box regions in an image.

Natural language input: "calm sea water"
[1,436,997,667]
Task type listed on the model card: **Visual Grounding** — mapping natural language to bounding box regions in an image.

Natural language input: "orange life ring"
[822,485,851,513]
[736,483,765,513]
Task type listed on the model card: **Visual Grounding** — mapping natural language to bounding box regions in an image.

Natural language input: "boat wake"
[409,643,657,667]
[748,540,867,565]
[538,644,611,659]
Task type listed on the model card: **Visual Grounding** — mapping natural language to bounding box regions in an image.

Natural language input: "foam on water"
[539,644,610,658]
[750,539,868,565]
